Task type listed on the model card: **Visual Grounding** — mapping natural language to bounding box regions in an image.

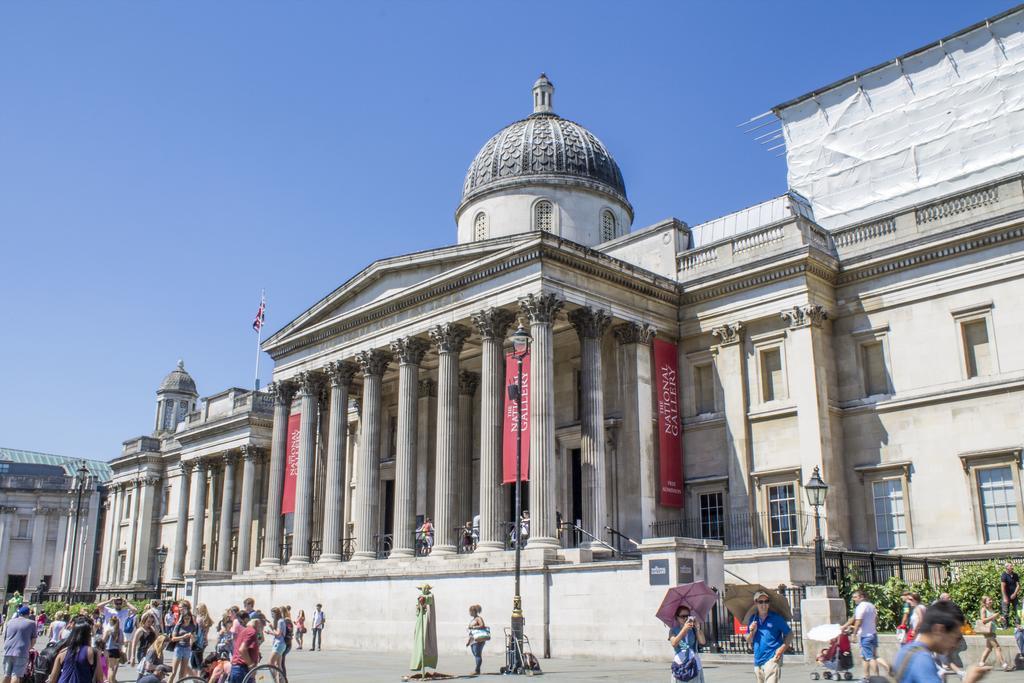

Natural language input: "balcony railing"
[649,511,815,551]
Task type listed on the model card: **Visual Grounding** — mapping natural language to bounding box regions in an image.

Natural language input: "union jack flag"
[252,295,266,332]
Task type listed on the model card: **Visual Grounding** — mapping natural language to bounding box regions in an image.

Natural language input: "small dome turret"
[154,360,198,436]
[158,360,197,395]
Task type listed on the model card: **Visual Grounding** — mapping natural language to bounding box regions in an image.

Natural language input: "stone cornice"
[173,410,272,446]
[681,250,838,305]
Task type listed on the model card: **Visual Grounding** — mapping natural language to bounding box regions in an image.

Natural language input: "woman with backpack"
[47,621,103,683]
[281,606,294,677]
[668,604,705,683]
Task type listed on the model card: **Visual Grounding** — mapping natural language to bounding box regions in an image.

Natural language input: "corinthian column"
[188,461,210,572]
[614,321,657,542]
[519,293,564,550]
[429,323,470,555]
[568,306,613,549]
[321,361,357,562]
[471,308,515,552]
[261,380,295,567]
[171,462,193,580]
[389,337,429,557]
[290,371,321,565]
[352,349,390,560]
[235,446,260,572]
[457,370,479,528]
[216,452,238,572]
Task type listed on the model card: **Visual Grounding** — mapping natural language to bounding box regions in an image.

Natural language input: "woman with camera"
[669,605,705,683]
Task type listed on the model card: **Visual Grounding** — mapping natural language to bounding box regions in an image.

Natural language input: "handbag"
[470,627,491,642]
[974,618,992,635]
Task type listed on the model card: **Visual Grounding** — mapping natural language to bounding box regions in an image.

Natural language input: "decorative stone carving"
[471,308,516,340]
[711,322,745,346]
[428,323,470,354]
[782,305,828,329]
[458,370,480,396]
[296,371,322,397]
[0,505,17,514]
[418,378,437,399]
[267,380,296,406]
[326,360,359,387]
[390,337,430,366]
[195,458,210,473]
[179,461,194,476]
[518,293,564,324]
[613,321,656,345]
[355,349,391,377]
[567,306,612,339]
[240,444,262,462]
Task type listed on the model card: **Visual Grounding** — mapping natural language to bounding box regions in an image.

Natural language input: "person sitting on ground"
[200,652,231,683]
[893,601,989,683]
[136,663,171,683]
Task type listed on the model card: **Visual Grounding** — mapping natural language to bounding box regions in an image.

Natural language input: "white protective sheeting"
[777,9,1024,230]
[690,192,813,248]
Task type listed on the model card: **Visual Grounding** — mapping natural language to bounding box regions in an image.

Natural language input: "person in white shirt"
[310,605,325,652]
[843,589,884,678]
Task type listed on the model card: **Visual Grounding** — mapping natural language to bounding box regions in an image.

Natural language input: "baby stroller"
[810,631,854,680]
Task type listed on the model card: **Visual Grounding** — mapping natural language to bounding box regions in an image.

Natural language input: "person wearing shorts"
[2,606,35,683]
[843,590,882,679]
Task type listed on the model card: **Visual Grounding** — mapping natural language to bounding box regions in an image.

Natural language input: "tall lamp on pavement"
[804,466,829,585]
[506,322,531,673]
[155,546,169,601]
[65,462,91,603]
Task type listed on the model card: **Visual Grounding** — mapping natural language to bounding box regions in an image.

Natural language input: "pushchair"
[810,632,854,680]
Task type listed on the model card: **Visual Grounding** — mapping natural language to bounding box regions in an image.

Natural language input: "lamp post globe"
[155,545,169,599]
[804,466,829,585]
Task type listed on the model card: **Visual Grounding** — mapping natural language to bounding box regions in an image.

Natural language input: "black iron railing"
[455,527,477,554]
[824,550,949,611]
[705,585,805,655]
[373,533,393,560]
[40,590,161,605]
[650,511,815,551]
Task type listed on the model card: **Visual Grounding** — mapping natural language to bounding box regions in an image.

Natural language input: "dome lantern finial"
[532,73,554,114]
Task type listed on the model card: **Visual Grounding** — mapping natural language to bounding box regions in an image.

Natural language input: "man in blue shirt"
[746,591,792,683]
[892,601,988,683]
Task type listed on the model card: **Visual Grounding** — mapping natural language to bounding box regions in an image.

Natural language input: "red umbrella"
[655,580,718,627]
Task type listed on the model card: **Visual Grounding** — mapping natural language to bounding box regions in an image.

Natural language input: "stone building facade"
[97,7,1024,647]
[0,448,110,600]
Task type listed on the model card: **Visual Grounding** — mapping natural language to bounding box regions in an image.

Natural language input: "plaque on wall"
[649,558,670,585]
[677,558,695,584]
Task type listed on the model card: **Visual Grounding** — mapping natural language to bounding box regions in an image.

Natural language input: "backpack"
[33,641,61,678]
[671,650,700,682]
[123,614,135,635]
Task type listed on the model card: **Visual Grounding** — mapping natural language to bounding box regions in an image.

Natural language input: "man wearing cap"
[746,591,792,683]
[229,611,263,683]
[2,606,36,683]
[137,663,173,683]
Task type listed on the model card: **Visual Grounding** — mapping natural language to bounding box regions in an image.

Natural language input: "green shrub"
[946,560,1008,622]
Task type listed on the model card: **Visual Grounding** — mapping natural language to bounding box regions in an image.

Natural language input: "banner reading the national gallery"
[502,351,531,483]
[281,413,301,514]
[654,338,684,508]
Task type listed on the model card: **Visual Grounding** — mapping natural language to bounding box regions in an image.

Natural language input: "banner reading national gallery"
[654,338,684,507]
[502,351,531,483]
[281,413,301,514]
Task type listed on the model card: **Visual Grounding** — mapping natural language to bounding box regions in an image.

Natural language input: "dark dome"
[158,360,197,395]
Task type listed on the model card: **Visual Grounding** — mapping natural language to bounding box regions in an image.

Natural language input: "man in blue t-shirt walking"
[746,591,792,683]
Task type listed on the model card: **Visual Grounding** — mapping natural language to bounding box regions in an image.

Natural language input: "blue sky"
[0,1,1012,460]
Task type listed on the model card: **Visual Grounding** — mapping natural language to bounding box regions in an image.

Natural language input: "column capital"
[195,458,211,474]
[179,460,194,476]
[567,306,612,339]
[356,348,391,377]
[418,378,437,399]
[240,444,264,462]
[221,451,237,467]
[0,505,17,514]
[613,321,656,345]
[518,293,564,325]
[782,304,828,329]
[34,506,59,516]
[296,370,324,396]
[390,337,430,366]
[428,323,470,354]
[471,307,516,340]
[142,475,161,487]
[458,370,480,396]
[326,360,359,387]
[711,321,745,346]
[268,379,297,406]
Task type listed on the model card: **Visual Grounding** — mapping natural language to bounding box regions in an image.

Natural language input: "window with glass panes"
[694,363,715,414]
[699,492,725,541]
[872,478,907,549]
[767,483,798,546]
[977,466,1021,541]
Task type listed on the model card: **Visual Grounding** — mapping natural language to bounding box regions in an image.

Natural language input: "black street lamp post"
[506,322,531,674]
[804,466,829,585]
[155,546,169,599]
[65,463,91,603]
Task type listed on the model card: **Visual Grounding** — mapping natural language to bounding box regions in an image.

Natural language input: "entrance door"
[6,575,26,596]
[570,449,583,547]
[507,481,529,546]
[383,480,395,538]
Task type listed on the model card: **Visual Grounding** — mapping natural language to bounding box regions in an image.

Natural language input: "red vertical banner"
[502,351,531,483]
[281,413,301,514]
[654,338,684,508]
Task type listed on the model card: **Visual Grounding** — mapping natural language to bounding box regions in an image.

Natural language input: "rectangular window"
[862,341,888,397]
[872,478,907,549]
[117,552,127,584]
[962,320,992,378]
[694,364,715,415]
[16,519,29,538]
[978,466,1021,541]
[760,348,785,402]
[388,416,398,458]
[699,492,725,541]
[123,494,132,519]
[767,483,798,546]
[163,487,172,517]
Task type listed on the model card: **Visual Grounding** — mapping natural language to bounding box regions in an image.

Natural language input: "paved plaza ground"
[273,647,820,682]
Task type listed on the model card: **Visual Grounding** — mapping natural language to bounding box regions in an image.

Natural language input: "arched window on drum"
[534,200,554,232]
[474,212,488,241]
[600,209,616,242]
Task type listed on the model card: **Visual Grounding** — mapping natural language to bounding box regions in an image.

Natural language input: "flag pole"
[254,289,264,392]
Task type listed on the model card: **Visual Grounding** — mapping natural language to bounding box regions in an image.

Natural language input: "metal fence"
[705,585,806,655]
[823,550,948,588]
[39,590,160,604]
[650,512,815,551]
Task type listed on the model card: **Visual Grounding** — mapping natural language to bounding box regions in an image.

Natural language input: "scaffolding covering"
[776,8,1024,230]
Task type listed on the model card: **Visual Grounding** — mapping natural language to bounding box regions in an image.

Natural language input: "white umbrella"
[806,623,843,642]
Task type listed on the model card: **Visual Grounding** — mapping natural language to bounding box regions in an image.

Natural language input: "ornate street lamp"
[804,466,829,585]
[505,322,531,673]
[155,546,169,600]
[65,463,91,603]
